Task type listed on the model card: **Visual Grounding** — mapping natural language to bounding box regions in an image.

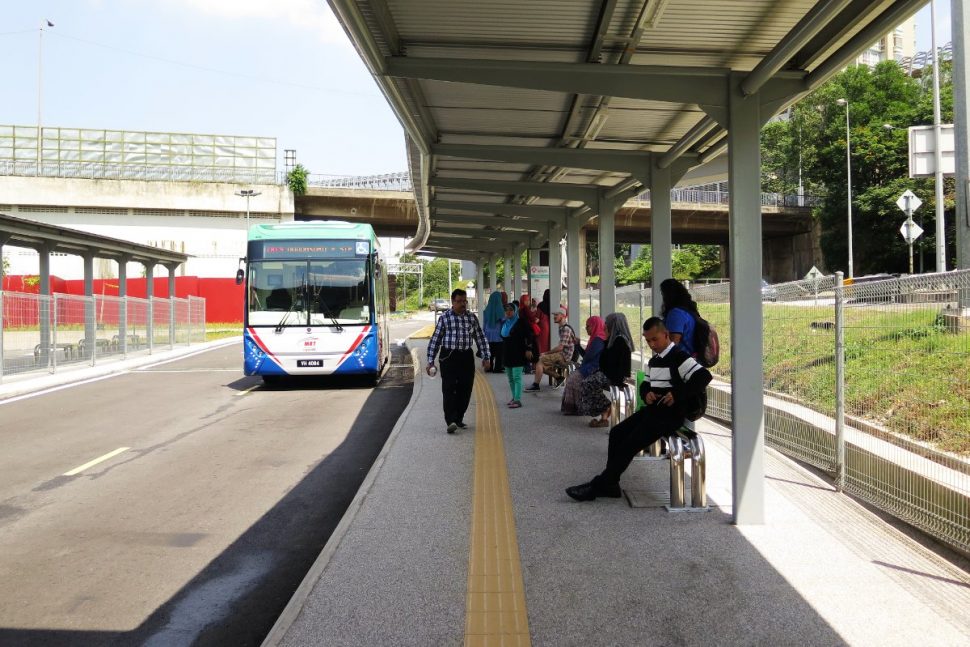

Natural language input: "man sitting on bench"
[526,307,575,391]
[566,317,712,502]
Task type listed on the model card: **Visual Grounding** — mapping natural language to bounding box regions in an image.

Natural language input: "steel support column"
[38,244,51,367]
[650,164,673,313]
[597,194,617,316]
[489,256,498,297]
[954,0,970,270]
[145,263,154,354]
[548,223,563,349]
[505,250,514,296]
[727,73,765,525]
[83,252,95,361]
[566,216,582,331]
[476,259,485,324]
[513,246,523,300]
[168,265,177,349]
[118,255,129,357]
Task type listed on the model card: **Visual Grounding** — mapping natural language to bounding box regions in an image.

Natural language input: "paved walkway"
[264,339,970,646]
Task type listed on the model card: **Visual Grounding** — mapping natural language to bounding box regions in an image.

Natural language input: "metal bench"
[631,421,708,512]
[33,343,77,365]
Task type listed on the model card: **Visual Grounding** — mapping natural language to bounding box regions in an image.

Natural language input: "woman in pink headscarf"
[560,315,608,415]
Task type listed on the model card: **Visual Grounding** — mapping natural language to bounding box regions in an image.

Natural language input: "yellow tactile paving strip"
[464,372,531,647]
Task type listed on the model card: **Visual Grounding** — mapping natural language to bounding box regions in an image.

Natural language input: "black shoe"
[566,483,598,501]
[525,383,540,392]
[456,421,468,429]
[566,481,622,501]
[447,422,458,434]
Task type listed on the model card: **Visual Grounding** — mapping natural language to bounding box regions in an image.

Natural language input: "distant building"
[857,17,916,66]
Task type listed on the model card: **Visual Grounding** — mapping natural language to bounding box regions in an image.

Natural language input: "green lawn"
[611,301,969,455]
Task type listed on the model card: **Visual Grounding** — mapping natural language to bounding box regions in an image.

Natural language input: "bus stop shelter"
[0,212,189,368]
[326,0,969,524]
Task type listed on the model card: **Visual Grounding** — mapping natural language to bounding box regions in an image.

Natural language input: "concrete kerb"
[261,344,424,647]
[0,336,241,402]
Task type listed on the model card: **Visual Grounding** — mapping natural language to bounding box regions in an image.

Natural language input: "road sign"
[899,220,924,244]
[804,265,823,280]
[896,190,922,214]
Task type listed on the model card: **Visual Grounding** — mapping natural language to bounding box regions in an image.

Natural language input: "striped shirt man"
[426,309,491,366]
[641,341,711,421]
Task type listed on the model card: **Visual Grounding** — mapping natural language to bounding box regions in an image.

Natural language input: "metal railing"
[302,171,414,192]
[0,291,207,380]
[631,188,820,208]
[579,271,970,552]
[0,160,277,184]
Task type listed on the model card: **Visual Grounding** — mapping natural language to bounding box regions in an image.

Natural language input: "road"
[0,317,428,646]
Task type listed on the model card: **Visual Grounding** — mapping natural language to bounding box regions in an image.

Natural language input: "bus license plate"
[297,359,324,368]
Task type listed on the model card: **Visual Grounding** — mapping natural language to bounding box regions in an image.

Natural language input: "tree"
[763,60,954,274]
[286,164,309,196]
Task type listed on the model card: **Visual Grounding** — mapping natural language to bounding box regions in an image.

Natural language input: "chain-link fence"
[576,272,969,552]
[0,291,207,380]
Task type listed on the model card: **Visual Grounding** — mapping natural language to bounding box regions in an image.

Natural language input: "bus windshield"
[248,258,370,326]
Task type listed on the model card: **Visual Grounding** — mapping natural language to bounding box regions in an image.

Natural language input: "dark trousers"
[439,348,475,425]
[488,341,504,372]
[593,407,683,488]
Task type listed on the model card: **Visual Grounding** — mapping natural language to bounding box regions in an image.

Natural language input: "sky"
[0,2,954,259]
[0,2,953,181]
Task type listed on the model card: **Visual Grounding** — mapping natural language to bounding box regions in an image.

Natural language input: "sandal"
[589,419,610,428]
[508,401,522,409]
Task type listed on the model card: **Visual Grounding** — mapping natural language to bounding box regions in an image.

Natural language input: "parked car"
[430,298,450,312]
[761,279,778,302]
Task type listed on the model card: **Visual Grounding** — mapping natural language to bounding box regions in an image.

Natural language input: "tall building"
[857,17,917,66]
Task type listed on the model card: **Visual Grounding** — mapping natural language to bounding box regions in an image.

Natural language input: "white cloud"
[169,0,350,46]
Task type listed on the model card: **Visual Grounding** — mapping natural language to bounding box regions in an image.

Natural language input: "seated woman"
[560,316,608,415]
[583,313,633,428]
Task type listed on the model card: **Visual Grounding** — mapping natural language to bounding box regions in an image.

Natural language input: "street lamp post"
[836,98,854,279]
[37,19,54,172]
[235,189,261,231]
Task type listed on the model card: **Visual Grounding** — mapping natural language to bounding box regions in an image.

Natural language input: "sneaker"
[525,383,540,392]
[447,422,458,434]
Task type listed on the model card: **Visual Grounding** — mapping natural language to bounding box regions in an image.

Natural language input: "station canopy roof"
[329,0,926,259]
[0,213,189,267]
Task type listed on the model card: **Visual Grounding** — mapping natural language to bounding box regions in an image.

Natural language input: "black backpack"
[691,315,720,368]
[669,363,708,421]
[562,323,583,362]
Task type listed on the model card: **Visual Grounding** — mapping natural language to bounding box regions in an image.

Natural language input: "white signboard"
[899,220,924,244]
[529,265,549,299]
[804,265,824,280]
[909,125,955,177]
[895,189,922,214]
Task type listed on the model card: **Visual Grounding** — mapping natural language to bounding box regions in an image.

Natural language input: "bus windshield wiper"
[275,304,295,333]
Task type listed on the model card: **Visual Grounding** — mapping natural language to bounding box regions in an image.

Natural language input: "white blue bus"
[239,221,390,384]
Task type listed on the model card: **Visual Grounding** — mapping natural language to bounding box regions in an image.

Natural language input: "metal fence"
[0,291,207,380]
[303,171,414,191]
[579,271,970,553]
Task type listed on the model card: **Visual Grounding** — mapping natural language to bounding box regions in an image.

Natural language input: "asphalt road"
[0,317,427,646]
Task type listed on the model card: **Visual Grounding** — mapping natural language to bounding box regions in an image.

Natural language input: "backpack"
[669,362,709,421]
[692,315,720,368]
[562,323,583,362]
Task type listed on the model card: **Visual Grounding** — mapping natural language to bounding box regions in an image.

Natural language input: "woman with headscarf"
[536,289,551,355]
[659,278,702,356]
[583,312,633,428]
[500,301,535,408]
[481,291,506,373]
[519,294,539,374]
[560,315,608,415]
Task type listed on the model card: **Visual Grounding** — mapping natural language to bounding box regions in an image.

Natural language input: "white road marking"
[64,447,131,476]
[236,385,260,396]
[135,369,240,373]
[0,373,122,406]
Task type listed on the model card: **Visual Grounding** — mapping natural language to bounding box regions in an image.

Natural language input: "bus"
[239,221,390,384]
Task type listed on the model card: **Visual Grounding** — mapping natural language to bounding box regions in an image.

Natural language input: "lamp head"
[836,98,847,107]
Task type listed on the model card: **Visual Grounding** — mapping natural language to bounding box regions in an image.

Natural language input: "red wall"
[2,275,243,324]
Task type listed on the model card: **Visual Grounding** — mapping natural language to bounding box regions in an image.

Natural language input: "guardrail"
[0,291,206,380]
[580,271,970,552]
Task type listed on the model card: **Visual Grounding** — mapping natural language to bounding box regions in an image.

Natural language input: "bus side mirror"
[235,269,245,285]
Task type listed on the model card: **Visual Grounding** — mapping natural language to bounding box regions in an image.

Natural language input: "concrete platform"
[265,340,970,646]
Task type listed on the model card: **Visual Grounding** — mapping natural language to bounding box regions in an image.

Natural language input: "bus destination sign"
[260,240,369,259]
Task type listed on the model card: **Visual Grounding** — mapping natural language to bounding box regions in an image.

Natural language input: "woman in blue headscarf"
[482,291,506,373]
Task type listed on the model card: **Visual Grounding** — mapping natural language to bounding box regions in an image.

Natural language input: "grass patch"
[612,301,969,455]
[204,323,242,342]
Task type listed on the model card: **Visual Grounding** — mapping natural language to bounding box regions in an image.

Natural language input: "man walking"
[427,289,492,433]
[526,307,575,391]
